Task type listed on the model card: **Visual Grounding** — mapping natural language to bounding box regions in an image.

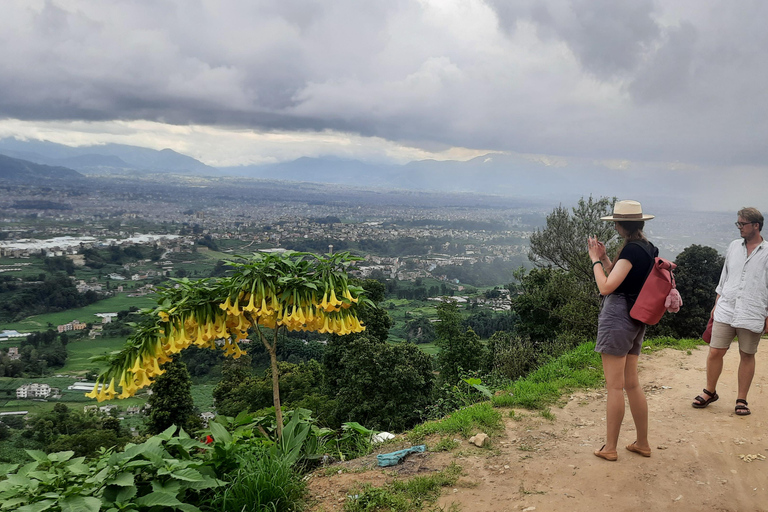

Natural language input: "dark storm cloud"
[2,0,768,168]
[487,0,660,78]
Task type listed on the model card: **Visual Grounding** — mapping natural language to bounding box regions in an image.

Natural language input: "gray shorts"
[595,294,646,356]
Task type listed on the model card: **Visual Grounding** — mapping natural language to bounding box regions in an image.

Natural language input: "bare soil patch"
[307,346,768,511]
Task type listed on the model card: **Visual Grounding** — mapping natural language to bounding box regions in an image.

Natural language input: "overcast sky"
[1,0,767,180]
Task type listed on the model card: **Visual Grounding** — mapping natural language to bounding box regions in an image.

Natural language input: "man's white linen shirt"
[714,239,768,333]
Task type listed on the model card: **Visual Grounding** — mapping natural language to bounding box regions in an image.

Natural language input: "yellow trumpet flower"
[135,368,151,389]
[85,381,100,399]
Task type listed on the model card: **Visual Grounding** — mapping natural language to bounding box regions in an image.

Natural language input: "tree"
[529,196,618,283]
[434,300,485,385]
[145,358,195,435]
[326,335,433,431]
[405,316,436,344]
[89,251,369,439]
[511,266,598,340]
[654,244,724,338]
[517,196,618,340]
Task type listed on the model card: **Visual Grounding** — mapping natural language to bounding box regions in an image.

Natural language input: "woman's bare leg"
[601,353,627,452]
[624,354,650,451]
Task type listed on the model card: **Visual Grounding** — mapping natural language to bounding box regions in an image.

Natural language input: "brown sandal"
[626,441,651,457]
[692,388,718,408]
[594,445,618,461]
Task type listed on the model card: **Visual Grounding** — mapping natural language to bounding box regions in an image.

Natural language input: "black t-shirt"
[613,241,656,295]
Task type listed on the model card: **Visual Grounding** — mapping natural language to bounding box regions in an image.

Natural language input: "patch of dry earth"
[307,346,768,512]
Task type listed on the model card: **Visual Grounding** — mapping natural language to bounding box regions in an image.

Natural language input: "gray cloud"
[1,0,768,170]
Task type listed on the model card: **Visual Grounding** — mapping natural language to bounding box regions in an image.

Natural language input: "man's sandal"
[735,399,751,416]
[692,388,719,408]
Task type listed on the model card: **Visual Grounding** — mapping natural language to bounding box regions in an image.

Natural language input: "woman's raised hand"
[588,236,606,262]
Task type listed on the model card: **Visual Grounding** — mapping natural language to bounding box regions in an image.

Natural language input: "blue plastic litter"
[376,445,426,467]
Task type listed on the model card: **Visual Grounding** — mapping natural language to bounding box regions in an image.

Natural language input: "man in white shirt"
[692,207,768,416]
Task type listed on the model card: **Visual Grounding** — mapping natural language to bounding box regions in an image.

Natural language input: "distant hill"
[218,154,699,205]
[0,138,216,176]
[0,137,708,207]
[0,153,84,181]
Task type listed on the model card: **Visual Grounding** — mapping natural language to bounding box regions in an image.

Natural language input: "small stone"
[674,495,683,502]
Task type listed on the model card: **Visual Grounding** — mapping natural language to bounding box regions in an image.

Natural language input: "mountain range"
[0,137,714,207]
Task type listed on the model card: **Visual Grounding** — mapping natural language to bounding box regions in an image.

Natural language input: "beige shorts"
[710,321,762,354]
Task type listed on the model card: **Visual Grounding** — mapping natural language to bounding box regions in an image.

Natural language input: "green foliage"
[207,445,306,512]
[0,272,100,323]
[652,244,724,338]
[212,353,254,417]
[0,426,223,512]
[484,331,581,382]
[463,308,516,339]
[145,358,196,435]
[404,316,436,344]
[22,404,129,457]
[492,342,603,409]
[325,336,434,432]
[343,462,462,512]
[407,402,503,442]
[511,266,597,339]
[213,360,336,425]
[528,195,617,283]
[434,300,486,385]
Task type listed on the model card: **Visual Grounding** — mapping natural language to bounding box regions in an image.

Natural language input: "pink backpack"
[628,243,682,325]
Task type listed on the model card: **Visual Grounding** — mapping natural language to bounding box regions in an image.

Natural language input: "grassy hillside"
[0,294,157,333]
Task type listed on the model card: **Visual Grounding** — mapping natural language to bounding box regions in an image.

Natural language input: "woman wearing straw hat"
[588,200,656,461]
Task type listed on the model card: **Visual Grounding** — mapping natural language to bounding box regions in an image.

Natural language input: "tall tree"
[145,358,195,435]
[529,196,618,283]
[434,300,485,385]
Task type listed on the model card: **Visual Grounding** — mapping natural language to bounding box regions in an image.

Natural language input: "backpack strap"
[628,240,656,277]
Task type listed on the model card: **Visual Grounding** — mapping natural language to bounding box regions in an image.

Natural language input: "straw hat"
[600,200,654,221]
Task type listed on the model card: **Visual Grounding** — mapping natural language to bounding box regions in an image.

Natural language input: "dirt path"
[308,345,768,512]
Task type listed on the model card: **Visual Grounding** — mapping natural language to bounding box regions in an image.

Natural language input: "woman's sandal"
[626,441,651,457]
[735,399,751,416]
[594,445,618,461]
[692,388,719,408]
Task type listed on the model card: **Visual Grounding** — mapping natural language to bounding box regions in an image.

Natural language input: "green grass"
[642,336,704,352]
[491,341,603,410]
[59,336,127,373]
[490,337,703,411]
[0,294,157,332]
[407,402,503,442]
[344,462,462,512]
[190,384,215,412]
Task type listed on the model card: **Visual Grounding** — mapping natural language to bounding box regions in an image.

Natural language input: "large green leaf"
[23,451,48,463]
[47,451,75,463]
[209,422,232,444]
[106,472,135,487]
[65,462,90,476]
[0,463,19,475]
[17,500,56,512]
[59,496,101,512]
[1,499,28,511]
[102,484,137,504]
[135,491,183,508]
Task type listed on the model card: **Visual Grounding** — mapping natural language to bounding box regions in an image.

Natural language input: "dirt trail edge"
[307,346,768,512]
